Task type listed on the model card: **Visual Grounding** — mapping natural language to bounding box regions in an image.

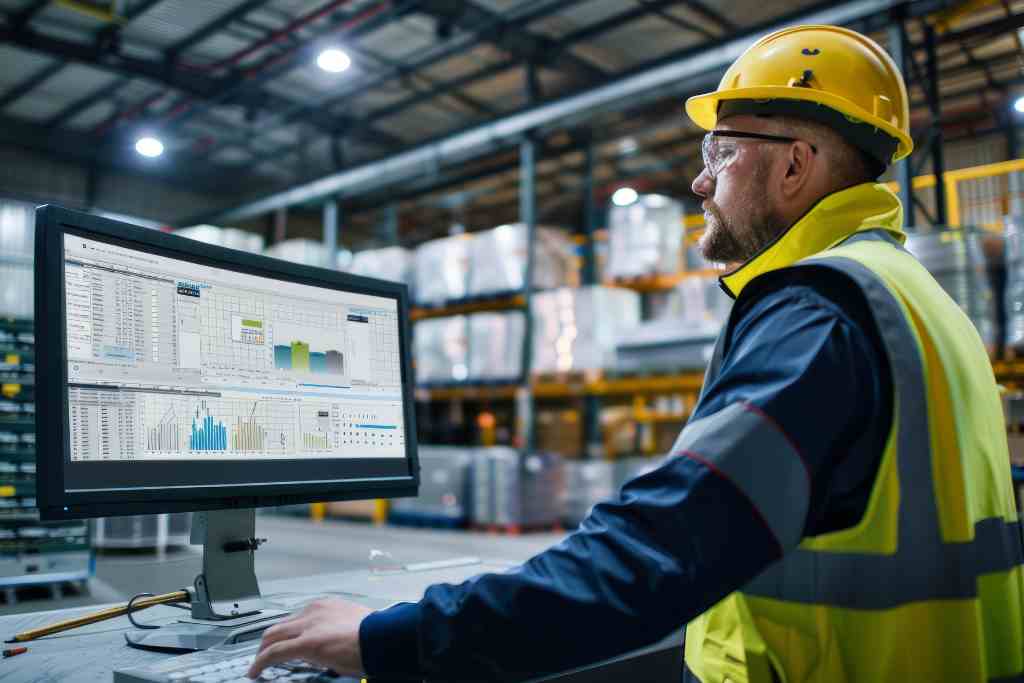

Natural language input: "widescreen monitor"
[34,205,419,522]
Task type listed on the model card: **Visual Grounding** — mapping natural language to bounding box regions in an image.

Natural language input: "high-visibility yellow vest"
[680,183,1024,682]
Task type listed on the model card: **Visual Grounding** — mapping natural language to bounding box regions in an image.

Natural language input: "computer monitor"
[33,205,419,650]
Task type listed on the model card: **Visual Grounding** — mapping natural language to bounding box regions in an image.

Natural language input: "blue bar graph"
[190,402,227,451]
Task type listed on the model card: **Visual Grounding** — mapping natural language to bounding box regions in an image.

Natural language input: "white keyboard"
[113,639,360,683]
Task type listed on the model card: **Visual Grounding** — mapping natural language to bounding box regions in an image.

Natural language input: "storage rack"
[0,318,92,603]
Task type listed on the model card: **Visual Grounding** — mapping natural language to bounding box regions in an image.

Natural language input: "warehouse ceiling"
[0,0,1023,240]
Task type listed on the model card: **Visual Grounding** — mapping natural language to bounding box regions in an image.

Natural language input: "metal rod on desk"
[7,589,189,642]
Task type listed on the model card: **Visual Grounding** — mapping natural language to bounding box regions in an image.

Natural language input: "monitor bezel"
[35,204,419,521]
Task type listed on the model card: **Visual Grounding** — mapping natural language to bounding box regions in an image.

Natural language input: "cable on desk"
[126,592,188,629]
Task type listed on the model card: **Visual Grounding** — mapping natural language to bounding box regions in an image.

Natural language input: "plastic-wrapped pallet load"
[348,246,413,288]
[467,311,525,381]
[389,446,474,525]
[413,316,469,384]
[532,286,642,374]
[1005,216,1024,354]
[905,228,996,350]
[615,275,733,373]
[174,225,265,253]
[562,461,616,527]
[467,224,577,297]
[414,235,471,305]
[471,448,565,528]
[264,239,333,268]
[0,200,34,320]
[606,194,684,279]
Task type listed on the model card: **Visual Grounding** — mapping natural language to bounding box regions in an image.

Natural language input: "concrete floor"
[0,514,569,617]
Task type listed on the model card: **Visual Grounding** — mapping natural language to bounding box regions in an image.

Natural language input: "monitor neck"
[189,509,265,621]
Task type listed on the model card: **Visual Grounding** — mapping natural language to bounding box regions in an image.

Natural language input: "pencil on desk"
[6,590,189,643]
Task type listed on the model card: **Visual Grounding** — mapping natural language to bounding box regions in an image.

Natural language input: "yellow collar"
[719,182,906,299]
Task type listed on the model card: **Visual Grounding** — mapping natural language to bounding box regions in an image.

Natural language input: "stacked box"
[174,225,265,253]
[264,239,334,268]
[467,224,576,297]
[615,275,732,373]
[413,236,472,305]
[389,446,474,524]
[467,311,525,381]
[471,448,565,527]
[348,247,414,290]
[413,316,469,384]
[606,195,684,279]
[531,286,641,374]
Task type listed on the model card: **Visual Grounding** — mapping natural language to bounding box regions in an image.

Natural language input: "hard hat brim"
[685,86,913,162]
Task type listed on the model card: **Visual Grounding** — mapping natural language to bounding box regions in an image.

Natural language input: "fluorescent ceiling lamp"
[135,136,164,158]
[317,48,351,73]
[612,187,639,206]
[1015,95,1024,114]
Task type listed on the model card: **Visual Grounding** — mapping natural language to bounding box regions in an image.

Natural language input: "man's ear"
[781,140,815,198]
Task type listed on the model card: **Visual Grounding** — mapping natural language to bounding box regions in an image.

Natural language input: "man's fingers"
[257,618,306,653]
[248,637,309,679]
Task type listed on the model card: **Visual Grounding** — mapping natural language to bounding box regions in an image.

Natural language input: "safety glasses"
[701,130,817,178]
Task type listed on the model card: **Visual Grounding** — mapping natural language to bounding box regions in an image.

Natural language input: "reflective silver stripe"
[671,402,810,550]
[740,233,1024,607]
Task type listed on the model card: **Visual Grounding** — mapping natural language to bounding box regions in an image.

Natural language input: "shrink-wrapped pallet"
[532,286,641,374]
[413,316,469,384]
[606,194,684,279]
[468,224,576,297]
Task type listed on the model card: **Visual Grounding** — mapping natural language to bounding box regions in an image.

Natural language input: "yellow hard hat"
[686,25,913,166]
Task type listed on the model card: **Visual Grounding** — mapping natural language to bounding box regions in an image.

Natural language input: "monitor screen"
[35,206,418,520]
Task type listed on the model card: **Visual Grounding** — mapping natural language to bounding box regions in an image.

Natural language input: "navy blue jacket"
[360,267,893,681]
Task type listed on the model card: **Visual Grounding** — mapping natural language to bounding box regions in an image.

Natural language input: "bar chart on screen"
[140,394,299,458]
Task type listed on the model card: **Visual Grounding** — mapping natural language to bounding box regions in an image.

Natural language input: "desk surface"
[0,559,682,682]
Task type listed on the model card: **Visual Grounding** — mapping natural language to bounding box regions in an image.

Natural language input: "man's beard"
[698,163,787,265]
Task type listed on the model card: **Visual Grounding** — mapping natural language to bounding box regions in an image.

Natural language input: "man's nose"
[692,167,713,198]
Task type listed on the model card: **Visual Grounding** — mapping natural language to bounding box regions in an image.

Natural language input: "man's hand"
[247,597,374,679]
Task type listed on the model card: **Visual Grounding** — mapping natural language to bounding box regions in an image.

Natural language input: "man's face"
[691,117,787,265]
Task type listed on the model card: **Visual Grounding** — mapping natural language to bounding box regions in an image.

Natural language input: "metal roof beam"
[417,0,607,82]
[199,0,922,223]
[0,112,257,197]
[166,0,274,58]
[0,12,404,155]
[45,76,129,127]
[223,0,688,166]
[676,0,737,32]
[0,60,64,112]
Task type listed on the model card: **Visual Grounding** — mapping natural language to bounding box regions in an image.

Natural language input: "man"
[250,25,1024,682]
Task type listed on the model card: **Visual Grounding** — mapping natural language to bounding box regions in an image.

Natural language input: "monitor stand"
[124,509,290,652]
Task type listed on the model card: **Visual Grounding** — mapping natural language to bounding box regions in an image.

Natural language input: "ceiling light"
[317,48,351,73]
[1015,96,1024,114]
[612,187,639,206]
[135,136,164,158]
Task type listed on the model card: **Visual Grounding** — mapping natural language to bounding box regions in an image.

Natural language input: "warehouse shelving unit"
[0,318,92,604]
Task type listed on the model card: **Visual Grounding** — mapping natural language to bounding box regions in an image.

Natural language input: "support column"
[888,22,915,229]
[924,24,947,225]
[518,137,537,453]
[384,203,399,246]
[581,134,602,460]
[323,199,339,266]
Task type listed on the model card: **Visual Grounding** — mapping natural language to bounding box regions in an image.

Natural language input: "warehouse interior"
[1,0,1024,680]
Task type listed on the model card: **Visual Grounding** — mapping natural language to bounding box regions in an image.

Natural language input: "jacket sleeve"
[360,280,888,681]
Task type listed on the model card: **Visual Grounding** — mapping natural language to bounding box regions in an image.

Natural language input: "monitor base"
[123,609,289,653]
